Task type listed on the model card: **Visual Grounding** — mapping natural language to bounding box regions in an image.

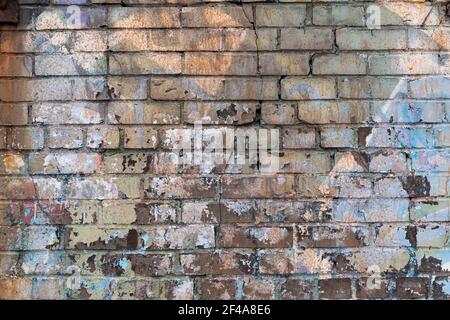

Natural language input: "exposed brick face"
[0,0,449,301]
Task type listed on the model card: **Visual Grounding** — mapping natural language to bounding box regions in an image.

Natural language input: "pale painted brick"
[337,29,407,50]
[321,127,357,148]
[255,5,306,27]
[313,5,365,26]
[281,77,336,100]
[280,28,333,50]
[313,54,367,75]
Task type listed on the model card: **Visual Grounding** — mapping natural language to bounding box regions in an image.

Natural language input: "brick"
[371,100,447,124]
[181,201,221,224]
[242,278,275,300]
[218,225,293,248]
[108,7,180,28]
[0,104,28,126]
[409,28,450,50]
[409,76,450,99]
[333,199,409,223]
[359,127,431,148]
[411,200,450,222]
[67,177,141,200]
[11,127,44,150]
[321,127,357,148]
[337,29,407,50]
[319,278,352,299]
[110,53,182,75]
[32,102,104,125]
[35,53,107,76]
[222,175,296,199]
[48,127,84,149]
[181,6,251,28]
[148,29,222,51]
[35,7,107,30]
[184,53,257,75]
[261,102,298,125]
[29,152,101,175]
[108,101,180,125]
[356,278,391,299]
[136,278,193,300]
[104,153,148,174]
[200,279,236,300]
[151,77,278,100]
[0,153,26,175]
[298,100,369,124]
[183,102,256,125]
[433,277,450,300]
[396,277,429,299]
[281,28,333,50]
[0,78,73,102]
[333,151,368,173]
[368,54,439,75]
[297,225,370,248]
[313,54,367,75]
[339,77,407,99]
[86,127,120,149]
[144,176,217,199]
[260,53,310,75]
[313,5,365,26]
[282,128,316,149]
[181,251,256,276]
[377,3,439,26]
[369,150,409,174]
[274,151,331,174]
[124,128,158,149]
[280,279,315,300]
[434,125,450,147]
[281,77,336,100]
[0,55,32,77]
[0,277,32,299]
[255,5,306,27]
[412,150,450,173]
[374,176,432,198]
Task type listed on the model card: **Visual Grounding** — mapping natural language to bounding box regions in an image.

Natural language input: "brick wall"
[0,0,449,300]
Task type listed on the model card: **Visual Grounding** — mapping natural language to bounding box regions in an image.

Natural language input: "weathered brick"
[35,53,107,76]
[48,127,84,149]
[124,128,158,149]
[144,176,217,199]
[255,5,306,27]
[218,225,293,248]
[32,102,104,125]
[110,53,182,75]
[184,102,256,125]
[313,5,365,26]
[396,277,429,299]
[86,127,120,149]
[151,77,278,100]
[0,55,32,77]
[222,175,296,199]
[319,278,352,299]
[109,7,180,28]
[281,77,337,100]
[298,101,370,124]
[313,54,367,75]
[337,29,407,50]
[281,28,333,50]
[260,53,310,75]
[182,6,251,28]
[185,53,257,75]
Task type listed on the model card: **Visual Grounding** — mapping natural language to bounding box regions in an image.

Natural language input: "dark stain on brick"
[419,255,442,272]
[400,176,431,197]
[358,127,372,146]
[100,254,126,276]
[216,104,237,121]
[87,255,96,273]
[405,225,418,247]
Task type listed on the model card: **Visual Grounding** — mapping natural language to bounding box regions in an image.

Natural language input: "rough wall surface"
[0,0,449,300]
